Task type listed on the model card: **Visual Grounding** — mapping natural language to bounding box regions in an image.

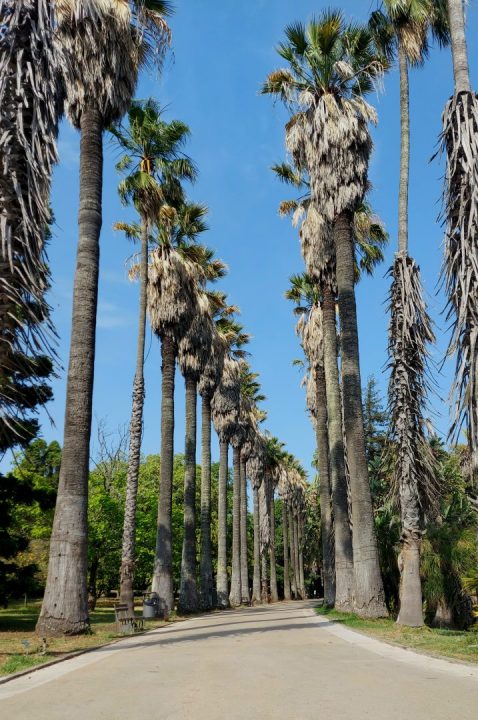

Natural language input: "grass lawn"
[0,599,172,678]
[316,606,478,664]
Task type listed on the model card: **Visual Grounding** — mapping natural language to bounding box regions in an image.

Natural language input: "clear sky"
[20,0,478,475]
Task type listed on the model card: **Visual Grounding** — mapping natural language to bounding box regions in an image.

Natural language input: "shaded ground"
[1,600,478,719]
[317,606,478,664]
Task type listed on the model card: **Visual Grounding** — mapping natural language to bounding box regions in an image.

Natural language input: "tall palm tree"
[371,0,448,627]
[178,253,227,614]
[212,355,242,607]
[440,0,478,481]
[238,367,266,604]
[197,299,243,608]
[286,276,337,608]
[147,202,208,614]
[261,436,286,603]
[263,11,388,617]
[246,432,267,602]
[37,0,172,636]
[0,0,62,444]
[112,100,195,612]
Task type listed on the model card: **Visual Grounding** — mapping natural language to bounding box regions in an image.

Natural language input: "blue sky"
[16,1,478,474]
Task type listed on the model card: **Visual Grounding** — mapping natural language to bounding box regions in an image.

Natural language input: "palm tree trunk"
[314,364,336,607]
[36,106,103,636]
[216,440,229,608]
[335,210,388,618]
[269,486,279,602]
[179,376,199,613]
[395,44,424,628]
[119,220,148,614]
[282,501,291,601]
[151,334,176,614]
[240,458,250,603]
[229,445,242,606]
[288,506,297,599]
[448,0,471,93]
[261,549,269,603]
[398,43,409,256]
[292,511,302,599]
[199,395,214,609]
[298,513,306,599]
[252,485,262,602]
[322,287,354,610]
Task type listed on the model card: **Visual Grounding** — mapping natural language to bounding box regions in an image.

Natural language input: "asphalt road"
[1,600,478,719]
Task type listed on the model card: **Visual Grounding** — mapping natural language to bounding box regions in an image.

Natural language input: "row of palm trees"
[0,1,476,633]
[265,0,477,625]
[1,1,309,633]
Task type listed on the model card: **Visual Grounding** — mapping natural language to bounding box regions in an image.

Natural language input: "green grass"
[316,606,478,664]
[0,599,168,677]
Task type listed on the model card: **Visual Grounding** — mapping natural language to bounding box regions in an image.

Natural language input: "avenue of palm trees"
[0,0,477,637]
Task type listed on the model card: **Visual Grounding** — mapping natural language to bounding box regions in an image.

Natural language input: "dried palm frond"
[386,254,439,525]
[246,433,266,490]
[211,356,240,443]
[300,205,336,291]
[306,369,317,423]
[0,0,62,425]
[440,91,478,464]
[147,246,197,339]
[178,291,213,381]
[55,0,139,127]
[198,327,224,399]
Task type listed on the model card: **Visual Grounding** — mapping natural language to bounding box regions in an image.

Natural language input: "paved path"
[1,601,478,719]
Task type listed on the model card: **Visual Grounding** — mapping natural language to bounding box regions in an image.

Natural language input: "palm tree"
[0,0,62,445]
[37,0,172,636]
[261,436,286,602]
[371,0,448,627]
[147,202,208,614]
[246,432,267,602]
[197,299,243,608]
[212,356,242,607]
[112,100,195,612]
[440,0,478,482]
[263,11,388,617]
[238,367,266,604]
[286,276,337,608]
[178,254,227,614]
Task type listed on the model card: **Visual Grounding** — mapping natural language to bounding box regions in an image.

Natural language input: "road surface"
[1,600,477,719]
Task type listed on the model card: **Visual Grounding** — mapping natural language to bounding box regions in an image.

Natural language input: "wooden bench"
[114,604,144,635]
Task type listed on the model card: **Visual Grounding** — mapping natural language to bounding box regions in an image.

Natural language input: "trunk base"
[397,536,424,627]
[36,615,90,638]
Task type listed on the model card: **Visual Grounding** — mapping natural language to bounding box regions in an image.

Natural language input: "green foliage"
[0,440,59,602]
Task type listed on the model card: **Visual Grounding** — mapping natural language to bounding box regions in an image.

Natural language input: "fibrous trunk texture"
[322,287,353,610]
[216,440,229,608]
[314,365,335,607]
[240,459,250,603]
[36,106,103,636]
[261,550,269,603]
[0,0,61,433]
[292,512,302,599]
[282,501,291,601]
[151,334,176,614]
[199,395,214,609]
[229,445,242,606]
[287,507,299,600]
[388,256,436,627]
[269,484,279,602]
[298,514,306,599]
[442,89,478,479]
[335,211,387,618]
[119,220,148,613]
[252,486,262,602]
[179,376,199,613]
